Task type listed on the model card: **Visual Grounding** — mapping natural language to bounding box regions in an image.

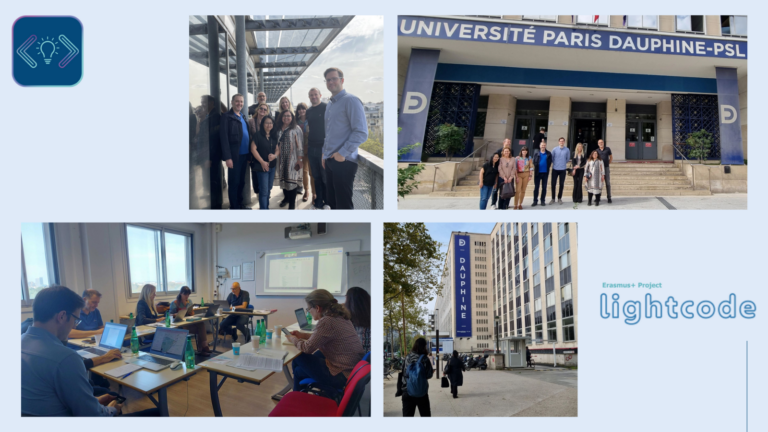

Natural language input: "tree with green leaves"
[397,127,426,198]
[686,129,713,163]
[434,123,467,160]
[384,223,444,356]
[360,128,383,159]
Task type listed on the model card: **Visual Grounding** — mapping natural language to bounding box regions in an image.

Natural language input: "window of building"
[474,95,488,137]
[576,15,609,26]
[126,224,194,297]
[627,15,658,30]
[721,15,747,37]
[676,15,704,33]
[559,251,570,270]
[522,15,557,23]
[532,223,538,235]
[545,263,553,278]
[558,222,569,238]
[547,321,557,341]
[21,223,59,305]
[535,298,542,312]
[563,317,575,342]
[546,291,556,307]
[544,234,551,251]
[561,283,572,302]
[524,304,530,315]
[535,324,543,342]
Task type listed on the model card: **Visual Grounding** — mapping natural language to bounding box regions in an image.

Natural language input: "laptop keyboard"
[141,355,174,365]
[83,347,106,355]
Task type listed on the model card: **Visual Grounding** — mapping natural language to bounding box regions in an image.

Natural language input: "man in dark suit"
[531,141,553,207]
[532,127,547,149]
[219,94,251,210]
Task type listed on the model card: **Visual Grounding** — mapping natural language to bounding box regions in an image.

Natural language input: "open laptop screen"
[149,327,188,360]
[295,308,308,328]
[99,322,127,350]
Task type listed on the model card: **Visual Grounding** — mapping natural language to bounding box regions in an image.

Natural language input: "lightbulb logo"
[36,36,59,65]
[13,16,82,86]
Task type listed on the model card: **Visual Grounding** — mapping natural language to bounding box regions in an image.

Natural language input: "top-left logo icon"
[13,16,82,86]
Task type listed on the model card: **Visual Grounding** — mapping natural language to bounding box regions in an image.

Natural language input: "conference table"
[198,322,304,417]
[85,314,224,352]
[220,309,277,331]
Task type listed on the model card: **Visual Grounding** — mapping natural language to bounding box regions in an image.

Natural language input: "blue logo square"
[13,16,83,87]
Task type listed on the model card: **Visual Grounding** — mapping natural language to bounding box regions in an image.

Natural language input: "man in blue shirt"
[68,289,104,339]
[550,137,571,204]
[219,94,251,210]
[22,286,159,416]
[531,141,553,207]
[322,68,368,209]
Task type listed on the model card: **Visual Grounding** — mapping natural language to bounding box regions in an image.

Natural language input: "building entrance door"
[514,117,548,156]
[572,119,604,156]
[626,121,657,160]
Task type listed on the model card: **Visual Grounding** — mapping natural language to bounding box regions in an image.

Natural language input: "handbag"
[584,163,593,180]
[395,371,404,397]
[441,376,450,388]
[500,181,515,199]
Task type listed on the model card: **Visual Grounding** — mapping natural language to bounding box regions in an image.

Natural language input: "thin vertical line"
[746,340,748,432]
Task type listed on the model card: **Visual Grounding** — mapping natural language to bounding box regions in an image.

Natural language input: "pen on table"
[122,371,134,379]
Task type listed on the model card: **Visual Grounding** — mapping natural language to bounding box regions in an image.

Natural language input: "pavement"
[398,194,747,210]
[223,185,316,210]
[383,367,577,417]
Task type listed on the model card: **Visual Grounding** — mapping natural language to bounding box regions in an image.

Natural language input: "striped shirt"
[294,315,364,377]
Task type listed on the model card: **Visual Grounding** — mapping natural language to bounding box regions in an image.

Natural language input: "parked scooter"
[465,355,478,370]
[476,354,488,370]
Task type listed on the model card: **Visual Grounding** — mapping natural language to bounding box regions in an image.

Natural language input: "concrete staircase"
[432,162,710,197]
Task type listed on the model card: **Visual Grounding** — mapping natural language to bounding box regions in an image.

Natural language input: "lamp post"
[494,315,500,353]
[435,308,440,379]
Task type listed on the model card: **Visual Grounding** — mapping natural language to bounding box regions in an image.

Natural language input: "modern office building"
[433,232,493,353]
[398,15,747,166]
[491,222,578,366]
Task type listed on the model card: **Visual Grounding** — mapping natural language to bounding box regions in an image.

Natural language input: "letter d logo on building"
[459,239,466,247]
[720,105,738,124]
[402,92,427,114]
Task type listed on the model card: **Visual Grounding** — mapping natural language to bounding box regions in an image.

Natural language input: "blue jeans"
[480,185,494,209]
[256,166,276,209]
[292,351,348,392]
[533,171,549,204]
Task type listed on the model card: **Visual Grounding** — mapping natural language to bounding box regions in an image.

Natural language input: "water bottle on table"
[130,325,139,355]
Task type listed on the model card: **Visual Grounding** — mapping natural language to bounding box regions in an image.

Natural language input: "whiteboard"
[347,252,371,293]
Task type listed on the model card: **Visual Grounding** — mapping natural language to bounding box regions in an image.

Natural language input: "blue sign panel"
[399,16,747,60]
[13,16,83,86]
[398,49,440,163]
[454,234,472,338]
[715,67,744,165]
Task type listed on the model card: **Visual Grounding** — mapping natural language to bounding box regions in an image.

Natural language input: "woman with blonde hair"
[136,284,164,325]
[513,146,533,210]
[278,97,293,116]
[571,143,587,205]
[247,103,271,134]
[287,289,365,393]
[585,149,606,206]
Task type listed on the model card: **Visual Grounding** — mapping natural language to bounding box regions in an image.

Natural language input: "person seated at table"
[344,287,370,353]
[136,284,166,325]
[169,286,212,356]
[68,289,105,339]
[287,289,365,394]
[218,282,251,343]
[21,285,159,416]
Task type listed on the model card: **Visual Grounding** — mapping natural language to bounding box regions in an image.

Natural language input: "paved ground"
[383,368,577,417]
[223,185,316,210]
[398,194,747,210]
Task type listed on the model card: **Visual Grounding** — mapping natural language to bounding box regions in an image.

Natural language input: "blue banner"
[399,16,748,60]
[397,49,440,163]
[454,234,472,338]
[715,67,745,165]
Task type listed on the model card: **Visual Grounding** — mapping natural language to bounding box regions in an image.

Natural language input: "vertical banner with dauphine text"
[715,67,745,165]
[454,234,472,338]
[397,49,440,163]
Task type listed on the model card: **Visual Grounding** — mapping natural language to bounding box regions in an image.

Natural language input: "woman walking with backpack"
[400,338,434,416]
[444,350,465,399]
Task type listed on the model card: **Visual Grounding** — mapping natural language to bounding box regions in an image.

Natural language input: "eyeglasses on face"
[258,107,268,112]
[68,312,82,327]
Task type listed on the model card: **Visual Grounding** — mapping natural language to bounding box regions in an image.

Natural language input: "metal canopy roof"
[189,15,353,103]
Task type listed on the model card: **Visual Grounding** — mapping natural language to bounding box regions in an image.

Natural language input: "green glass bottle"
[110,319,114,323]
[201,297,205,307]
[306,310,313,326]
[165,310,171,327]
[130,326,139,355]
[260,320,267,345]
[129,312,133,319]
[185,335,195,369]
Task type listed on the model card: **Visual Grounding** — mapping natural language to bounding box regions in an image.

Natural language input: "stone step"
[430,189,711,198]
[458,177,690,186]
[454,183,695,192]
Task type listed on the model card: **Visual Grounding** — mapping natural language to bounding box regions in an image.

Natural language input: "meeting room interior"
[20,222,371,417]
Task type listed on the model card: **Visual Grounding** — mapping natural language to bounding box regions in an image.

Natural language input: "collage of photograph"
[15,11,753,424]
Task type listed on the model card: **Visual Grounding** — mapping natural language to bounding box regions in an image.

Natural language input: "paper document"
[105,363,142,378]
[206,356,232,365]
[146,323,165,328]
[228,349,287,372]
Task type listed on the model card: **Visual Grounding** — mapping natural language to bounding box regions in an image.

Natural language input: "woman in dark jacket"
[571,143,587,205]
[136,284,164,326]
[400,338,434,416]
[444,350,465,399]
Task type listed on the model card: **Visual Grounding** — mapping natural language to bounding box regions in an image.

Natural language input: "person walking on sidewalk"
[596,139,613,203]
[444,350,465,399]
[400,338,434,417]
[550,137,570,205]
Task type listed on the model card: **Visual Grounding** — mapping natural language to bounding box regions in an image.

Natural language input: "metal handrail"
[451,141,495,189]
[422,141,497,192]
[672,144,694,186]
[671,144,689,161]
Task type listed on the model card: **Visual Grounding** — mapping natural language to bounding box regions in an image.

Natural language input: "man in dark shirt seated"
[21,285,159,416]
[218,282,251,342]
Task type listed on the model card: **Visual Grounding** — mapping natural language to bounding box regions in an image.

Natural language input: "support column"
[207,16,223,209]
[397,49,440,163]
[548,96,571,147]
[258,69,264,94]
[715,67,745,165]
[483,94,515,158]
[235,16,252,207]
[606,99,626,161]
[657,100,673,160]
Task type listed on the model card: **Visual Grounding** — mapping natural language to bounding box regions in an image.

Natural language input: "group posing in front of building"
[197,67,368,210]
[479,130,613,209]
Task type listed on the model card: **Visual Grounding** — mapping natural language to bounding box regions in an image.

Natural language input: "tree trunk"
[401,289,407,358]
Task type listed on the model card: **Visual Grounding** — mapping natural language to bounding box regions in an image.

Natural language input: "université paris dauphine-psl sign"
[399,16,748,60]
[454,235,472,338]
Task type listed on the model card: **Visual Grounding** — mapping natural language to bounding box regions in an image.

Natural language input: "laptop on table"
[173,303,195,323]
[195,303,218,317]
[128,327,189,371]
[77,322,128,358]
[295,308,317,331]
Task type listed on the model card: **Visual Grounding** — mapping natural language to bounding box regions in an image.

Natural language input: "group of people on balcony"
[194,67,368,210]
[479,129,614,209]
